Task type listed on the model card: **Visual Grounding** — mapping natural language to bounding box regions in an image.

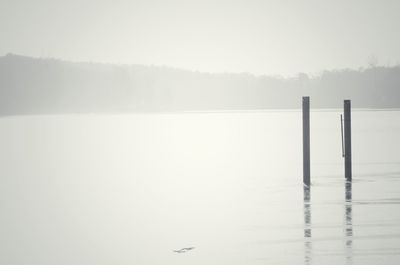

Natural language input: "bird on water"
[173,247,195,253]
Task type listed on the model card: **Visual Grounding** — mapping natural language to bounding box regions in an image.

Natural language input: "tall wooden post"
[303,97,310,187]
[344,100,352,181]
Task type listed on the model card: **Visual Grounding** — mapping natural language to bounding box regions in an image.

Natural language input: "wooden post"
[303,97,310,187]
[344,100,352,181]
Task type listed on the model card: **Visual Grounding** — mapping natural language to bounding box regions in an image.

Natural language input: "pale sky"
[1,0,400,76]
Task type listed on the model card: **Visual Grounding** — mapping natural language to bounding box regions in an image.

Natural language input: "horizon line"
[2,52,399,79]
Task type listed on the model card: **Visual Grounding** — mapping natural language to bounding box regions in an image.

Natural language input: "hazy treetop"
[1,0,400,76]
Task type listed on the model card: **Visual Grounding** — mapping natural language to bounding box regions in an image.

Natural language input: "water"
[0,110,399,265]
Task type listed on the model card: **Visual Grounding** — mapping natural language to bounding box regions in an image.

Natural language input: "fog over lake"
[1,110,399,264]
[2,0,400,264]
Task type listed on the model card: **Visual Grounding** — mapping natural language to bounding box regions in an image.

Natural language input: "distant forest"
[1,53,400,115]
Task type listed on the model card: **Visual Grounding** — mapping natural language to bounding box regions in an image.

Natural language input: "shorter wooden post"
[303,97,310,187]
[344,100,352,181]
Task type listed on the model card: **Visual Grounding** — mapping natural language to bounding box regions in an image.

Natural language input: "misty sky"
[1,0,400,76]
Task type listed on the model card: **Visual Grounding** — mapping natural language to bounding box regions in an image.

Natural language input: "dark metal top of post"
[303,97,310,187]
[344,100,352,182]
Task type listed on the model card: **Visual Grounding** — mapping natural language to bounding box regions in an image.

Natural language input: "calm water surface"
[0,110,399,265]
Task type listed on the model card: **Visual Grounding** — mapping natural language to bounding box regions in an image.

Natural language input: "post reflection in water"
[345,181,353,264]
[303,186,312,265]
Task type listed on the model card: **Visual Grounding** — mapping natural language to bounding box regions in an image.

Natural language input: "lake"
[0,110,400,265]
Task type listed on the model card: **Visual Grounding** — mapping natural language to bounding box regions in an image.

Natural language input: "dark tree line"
[0,53,399,115]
